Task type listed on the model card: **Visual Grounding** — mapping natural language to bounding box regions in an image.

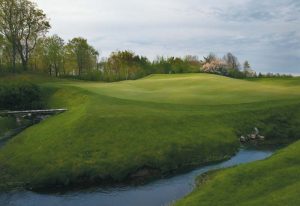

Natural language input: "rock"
[254,127,259,135]
[16,117,22,125]
[240,136,246,142]
[250,134,257,140]
[240,127,265,144]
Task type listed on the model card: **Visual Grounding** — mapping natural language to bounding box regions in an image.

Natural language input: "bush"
[79,70,102,81]
[60,71,103,82]
[222,68,246,79]
[0,81,43,110]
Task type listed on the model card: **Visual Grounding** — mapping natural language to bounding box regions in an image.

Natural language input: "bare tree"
[223,52,240,70]
[204,53,217,64]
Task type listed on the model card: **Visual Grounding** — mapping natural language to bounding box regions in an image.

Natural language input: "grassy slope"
[176,77,300,206]
[175,140,300,206]
[0,74,299,190]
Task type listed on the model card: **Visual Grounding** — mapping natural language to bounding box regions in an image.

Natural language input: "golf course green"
[0,73,300,203]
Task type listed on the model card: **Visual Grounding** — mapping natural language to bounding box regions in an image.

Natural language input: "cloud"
[33,0,300,74]
[214,0,300,23]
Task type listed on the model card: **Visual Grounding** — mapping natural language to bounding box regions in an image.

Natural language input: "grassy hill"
[0,74,299,191]
[175,139,300,206]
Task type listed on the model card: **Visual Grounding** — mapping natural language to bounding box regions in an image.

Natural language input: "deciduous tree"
[0,0,50,71]
[42,35,65,77]
[66,37,98,76]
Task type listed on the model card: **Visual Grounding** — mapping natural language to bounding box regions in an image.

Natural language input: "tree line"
[0,0,99,76]
[1,0,290,82]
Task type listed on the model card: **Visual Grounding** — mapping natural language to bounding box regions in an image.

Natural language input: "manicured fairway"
[0,74,299,191]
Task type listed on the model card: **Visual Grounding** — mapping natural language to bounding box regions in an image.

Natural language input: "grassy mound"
[175,139,300,206]
[0,74,299,190]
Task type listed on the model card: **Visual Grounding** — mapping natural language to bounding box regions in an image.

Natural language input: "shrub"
[79,70,102,81]
[0,81,43,110]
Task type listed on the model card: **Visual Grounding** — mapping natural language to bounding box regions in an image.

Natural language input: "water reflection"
[0,114,50,148]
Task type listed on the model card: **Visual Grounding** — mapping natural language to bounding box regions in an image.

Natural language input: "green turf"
[174,76,300,206]
[0,73,299,191]
[175,139,300,206]
[70,74,300,105]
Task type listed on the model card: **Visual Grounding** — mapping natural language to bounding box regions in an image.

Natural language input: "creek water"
[0,114,50,148]
[0,148,274,206]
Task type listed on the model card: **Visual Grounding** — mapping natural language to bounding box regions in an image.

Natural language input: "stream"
[0,147,275,206]
[0,114,50,148]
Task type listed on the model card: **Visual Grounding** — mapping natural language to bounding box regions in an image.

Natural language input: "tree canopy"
[0,0,50,71]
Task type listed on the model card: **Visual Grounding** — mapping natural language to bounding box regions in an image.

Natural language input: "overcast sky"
[33,0,300,74]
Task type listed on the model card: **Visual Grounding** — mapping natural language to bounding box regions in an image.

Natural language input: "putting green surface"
[0,74,299,191]
[69,74,300,105]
